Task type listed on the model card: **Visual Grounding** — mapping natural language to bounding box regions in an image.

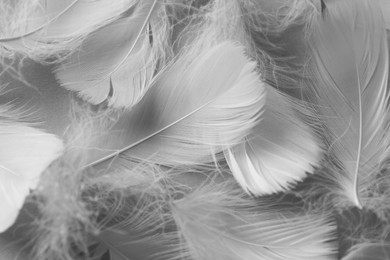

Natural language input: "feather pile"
[0,0,389,260]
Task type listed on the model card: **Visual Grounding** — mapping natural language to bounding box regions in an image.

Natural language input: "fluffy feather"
[0,115,63,233]
[225,85,321,195]
[83,42,265,170]
[171,181,337,260]
[53,0,159,108]
[0,0,139,61]
[306,0,389,208]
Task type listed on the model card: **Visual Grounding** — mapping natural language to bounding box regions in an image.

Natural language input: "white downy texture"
[83,42,265,169]
[54,0,158,108]
[0,0,138,59]
[171,183,337,260]
[225,85,321,195]
[0,120,63,233]
[307,0,389,208]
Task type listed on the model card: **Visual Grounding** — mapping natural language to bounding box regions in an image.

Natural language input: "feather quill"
[83,42,265,170]
[225,85,321,195]
[306,0,389,208]
[53,0,159,108]
[0,114,63,233]
[171,181,337,260]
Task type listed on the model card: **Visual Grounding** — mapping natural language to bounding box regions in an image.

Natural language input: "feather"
[53,0,159,108]
[341,243,390,260]
[171,181,337,260]
[0,117,63,233]
[225,85,321,195]
[0,0,139,60]
[378,0,390,29]
[306,0,389,208]
[83,41,265,169]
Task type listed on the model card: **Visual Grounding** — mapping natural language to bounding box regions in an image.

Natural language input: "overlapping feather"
[0,0,389,260]
[0,0,140,60]
[171,181,337,260]
[54,0,159,108]
[225,85,321,195]
[306,0,390,208]
[83,42,265,170]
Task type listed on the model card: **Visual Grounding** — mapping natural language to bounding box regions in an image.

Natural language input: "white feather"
[307,0,389,207]
[0,0,139,60]
[226,85,321,195]
[171,182,337,260]
[83,42,265,170]
[54,0,158,108]
[0,121,63,233]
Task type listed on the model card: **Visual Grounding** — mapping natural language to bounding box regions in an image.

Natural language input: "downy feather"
[83,42,265,170]
[54,0,159,108]
[0,114,63,233]
[171,181,337,260]
[306,0,389,208]
[225,85,322,195]
[0,0,139,61]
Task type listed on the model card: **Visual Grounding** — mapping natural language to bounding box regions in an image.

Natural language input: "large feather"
[306,0,389,207]
[225,85,321,195]
[53,0,159,108]
[0,0,138,59]
[171,182,337,260]
[0,115,63,233]
[83,42,265,169]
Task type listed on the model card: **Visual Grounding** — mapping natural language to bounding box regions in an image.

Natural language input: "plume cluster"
[0,0,389,259]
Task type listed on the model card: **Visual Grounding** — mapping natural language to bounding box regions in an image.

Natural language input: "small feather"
[54,0,159,108]
[225,85,321,195]
[306,0,389,208]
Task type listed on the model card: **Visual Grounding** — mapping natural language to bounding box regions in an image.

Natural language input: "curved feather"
[307,0,389,208]
[225,86,321,195]
[54,0,158,108]
[83,42,265,169]
[0,119,63,233]
[171,182,337,260]
[0,0,138,57]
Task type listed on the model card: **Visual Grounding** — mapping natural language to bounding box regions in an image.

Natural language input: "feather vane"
[171,182,337,260]
[0,119,63,233]
[84,42,265,169]
[0,0,139,59]
[54,0,158,108]
[307,0,389,207]
[226,85,321,195]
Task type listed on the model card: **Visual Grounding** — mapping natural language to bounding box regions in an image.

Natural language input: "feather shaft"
[82,42,265,169]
